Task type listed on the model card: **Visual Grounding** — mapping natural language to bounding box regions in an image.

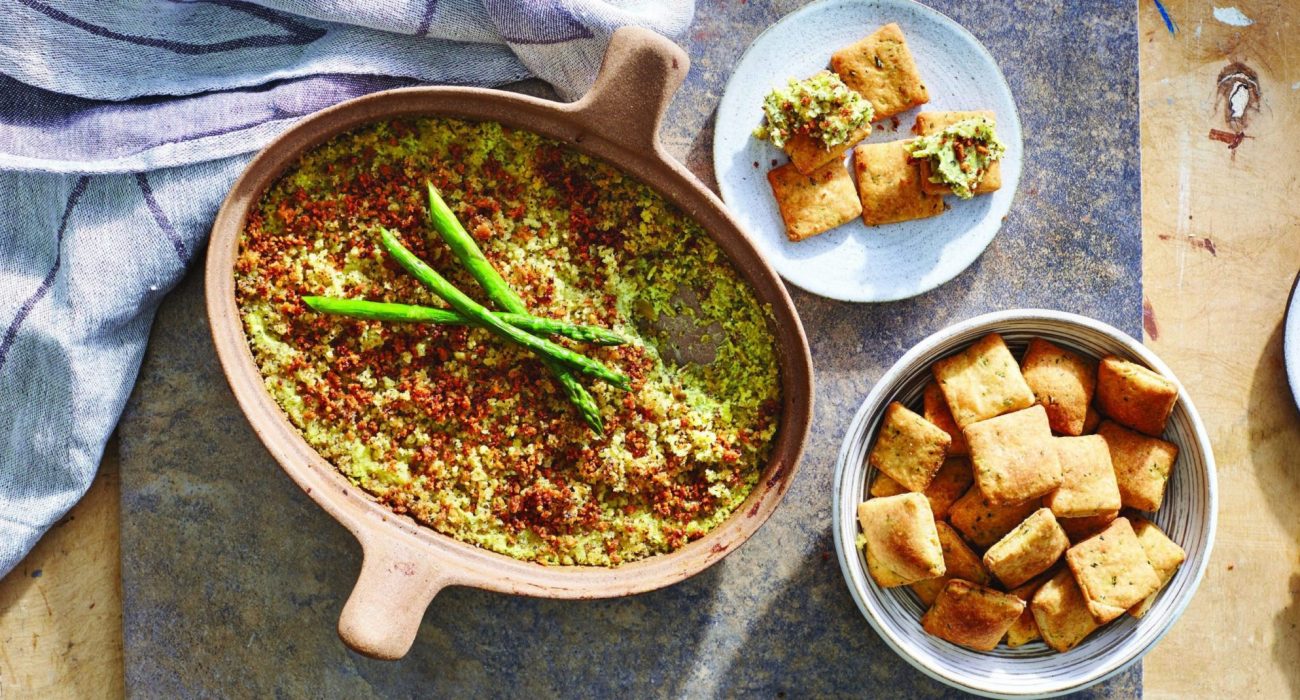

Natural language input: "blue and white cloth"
[0,0,692,577]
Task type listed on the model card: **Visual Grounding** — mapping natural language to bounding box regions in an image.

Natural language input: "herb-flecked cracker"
[766,160,862,242]
[1095,355,1179,436]
[913,110,1002,195]
[1065,517,1162,623]
[857,493,946,588]
[1128,517,1186,618]
[982,507,1070,589]
[921,580,1025,651]
[948,488,1040,550]
[851,140,945,225]
[1031,569,1102,652]
[867,401,952,493]
[830,23,930,119]
[1021,338,1097,436]
[1046,435,1122,518]
[932,332,1035,429]
[964,405,1063,505]
[1097,420,1179,512]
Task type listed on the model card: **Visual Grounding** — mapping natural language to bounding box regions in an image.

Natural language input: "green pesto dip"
[753,71,874,149]
[907,117,1006,199]
[236,117,782,566]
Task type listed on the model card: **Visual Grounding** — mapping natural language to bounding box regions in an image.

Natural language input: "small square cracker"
[921,580,1025,651]
[1065,517,1162,623]
[964,405,1063,505]
[1097,420,1179,512]
[1096,355,1179,436]
[948,488,1040,550]
[1046,435,1122,518]
[872,457,973,520]
[933,333,1035,429]
[1031,569,1102,652]
[983,508,1070,589]
[913,110,1002,195]
[785,123,871,175]
[911,520,991,606]
[1021,338,1097,436]
[857,493,946,588]
[767,160,862,242]
[1129,518,1186,618]
[830,23,930,119]
[852,140,945,225]
[867,402,952,493]
[924,381,968,455]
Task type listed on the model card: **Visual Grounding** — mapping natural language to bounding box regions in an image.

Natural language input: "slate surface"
[119,0,1143,696]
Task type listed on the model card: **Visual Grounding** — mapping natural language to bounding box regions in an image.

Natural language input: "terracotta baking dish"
[206,27,813,660]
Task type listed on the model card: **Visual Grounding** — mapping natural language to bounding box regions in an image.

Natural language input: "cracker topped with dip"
[752,22,1008,241]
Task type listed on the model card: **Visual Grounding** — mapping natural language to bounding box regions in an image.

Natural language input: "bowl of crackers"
[832,309,1216,698]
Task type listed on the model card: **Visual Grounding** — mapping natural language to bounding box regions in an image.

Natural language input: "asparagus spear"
[378,227,631,392]
[301,296,626,346]
[425,183,610,434]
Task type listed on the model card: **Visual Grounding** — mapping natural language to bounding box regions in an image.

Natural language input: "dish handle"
[337,531,450,660]
[566,26,690,155]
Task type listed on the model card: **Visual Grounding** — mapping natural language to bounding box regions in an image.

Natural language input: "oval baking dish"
[206,27,813,661]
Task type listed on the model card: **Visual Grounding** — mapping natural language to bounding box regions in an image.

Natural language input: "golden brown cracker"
[1021,338,1098,436]
[1065,517,1163,623]
[1046,435,1122,518]
[1097,420,1179,512]
[857,493,946,588]
[1095,355,1179,436]
[831,23,929,119]
[921,580,1025,651]
[1128,518,1186,618]
[933,333,1035,429]
[948,488,1041,550]
[767,160,862,242]
[851,140,945,225]
[1031,569,1102,652]
[867,401,952,493]
[982,508,1070,589]
[965,405,1063,505]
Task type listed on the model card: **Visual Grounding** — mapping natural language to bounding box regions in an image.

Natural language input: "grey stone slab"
[120,0,1143,697]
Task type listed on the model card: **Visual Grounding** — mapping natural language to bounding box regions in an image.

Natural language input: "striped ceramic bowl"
[832,309,1217,698]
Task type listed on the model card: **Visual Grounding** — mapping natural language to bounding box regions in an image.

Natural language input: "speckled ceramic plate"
[713,0,1022,302]
[1284,270,1300,410]
[832,310,1217,698]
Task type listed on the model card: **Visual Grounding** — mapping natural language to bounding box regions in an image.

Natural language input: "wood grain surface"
[0,1,1297,696]
[1137,1,1300,697]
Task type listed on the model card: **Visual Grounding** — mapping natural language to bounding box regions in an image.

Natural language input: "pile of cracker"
[856,334,1188,652]
[766,23,1001,241]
